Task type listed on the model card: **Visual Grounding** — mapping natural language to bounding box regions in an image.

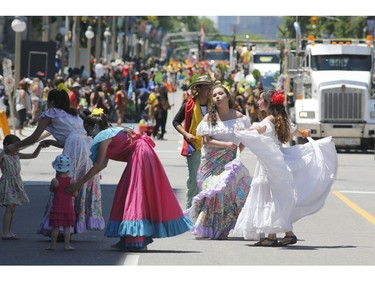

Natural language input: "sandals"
[279,235,297,246]
[253,238,280,247]
[2,235,20,240]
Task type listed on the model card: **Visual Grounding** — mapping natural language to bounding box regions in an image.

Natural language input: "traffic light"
[310,16,318,30]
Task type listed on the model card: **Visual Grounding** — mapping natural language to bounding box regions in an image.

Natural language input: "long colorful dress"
[38,108,104,235]
[90,127,192,251]
[184,115,252,239]
[233,119,338,239]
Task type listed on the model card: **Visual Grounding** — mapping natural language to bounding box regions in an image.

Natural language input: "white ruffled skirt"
[233,131,337,240]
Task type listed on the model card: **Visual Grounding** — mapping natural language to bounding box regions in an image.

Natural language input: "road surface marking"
[333,191,375,225]
[338,191,375,194]
[122,254,140,265]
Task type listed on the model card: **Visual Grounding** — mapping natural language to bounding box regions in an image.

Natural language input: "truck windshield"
[253,54,280,64]
[311,55,371,71]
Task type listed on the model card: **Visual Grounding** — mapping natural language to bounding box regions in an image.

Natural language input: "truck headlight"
[299,111,315,118]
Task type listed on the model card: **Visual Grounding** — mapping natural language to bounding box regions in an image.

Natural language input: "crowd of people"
[0,57,338,251]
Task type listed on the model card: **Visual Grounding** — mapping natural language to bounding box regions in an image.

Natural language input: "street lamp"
[59,25,67,76]
[85,26,95,77]
[11,17,26,134]
[117,32,124,60]
[104,27,111,63]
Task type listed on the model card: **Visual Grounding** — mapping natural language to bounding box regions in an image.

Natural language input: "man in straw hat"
[172,74,213,208]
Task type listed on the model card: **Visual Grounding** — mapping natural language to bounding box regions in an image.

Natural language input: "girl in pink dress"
[66,109,192,251]
[47,154,76,251]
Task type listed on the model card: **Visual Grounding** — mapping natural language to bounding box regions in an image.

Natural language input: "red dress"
[49,176,75,227]
[90,127,192,250]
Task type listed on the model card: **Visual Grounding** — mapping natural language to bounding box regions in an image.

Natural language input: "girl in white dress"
[184,81,260,240]
[233,90,338,246]
[6,87,104,236]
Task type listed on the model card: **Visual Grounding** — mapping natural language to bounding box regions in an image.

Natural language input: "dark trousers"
[153,111,168,139]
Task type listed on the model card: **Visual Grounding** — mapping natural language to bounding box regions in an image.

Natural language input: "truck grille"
[322,89,363,121]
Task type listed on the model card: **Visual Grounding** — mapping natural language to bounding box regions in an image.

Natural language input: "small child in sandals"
[46,154,77,251]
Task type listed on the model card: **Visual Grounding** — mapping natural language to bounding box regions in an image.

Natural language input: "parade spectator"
[145,84,159,125]
[69,82,82,110]
[94,59,106,82]
[172,74,213,208]
[184,81,252,240]
[66,109,192,252]
[114,83,127,126]
[29,81,41,126]
[83,77,95,109]
[0,75,7,114]
[90,84,109,113]
[15,79,32,136]
[153,86,172,140]
[6,88,105,237]
[247,82,262,123]
[1,134,43,240]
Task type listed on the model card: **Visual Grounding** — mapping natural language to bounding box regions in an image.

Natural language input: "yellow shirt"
[147,92,158,107]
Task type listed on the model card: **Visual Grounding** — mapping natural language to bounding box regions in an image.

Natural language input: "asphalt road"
[1,89,375,280]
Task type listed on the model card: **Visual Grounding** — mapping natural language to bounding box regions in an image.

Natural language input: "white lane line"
[122,254,140,266]
[339,191,375,194]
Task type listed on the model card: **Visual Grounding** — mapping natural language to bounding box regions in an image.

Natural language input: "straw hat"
[188,75,214,92]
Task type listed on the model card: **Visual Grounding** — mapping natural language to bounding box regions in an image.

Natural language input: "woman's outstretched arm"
[5,117,51,153]
[65,138,111,193]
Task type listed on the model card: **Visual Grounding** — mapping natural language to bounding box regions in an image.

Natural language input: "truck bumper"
[296,123,375,147]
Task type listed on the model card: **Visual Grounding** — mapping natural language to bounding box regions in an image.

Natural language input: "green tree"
[279,16,368,39]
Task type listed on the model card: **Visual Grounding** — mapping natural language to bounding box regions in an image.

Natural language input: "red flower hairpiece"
[271,92,285,105]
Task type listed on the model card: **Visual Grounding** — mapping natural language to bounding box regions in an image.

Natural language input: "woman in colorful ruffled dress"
[66,109,192,251]
[233,90,338,246]
[6,88,104,236]
[184,81,257,240]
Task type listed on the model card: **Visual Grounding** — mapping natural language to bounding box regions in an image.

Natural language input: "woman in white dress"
[6,87,104,236]
[233,90,338,246]
[184,81,259,240]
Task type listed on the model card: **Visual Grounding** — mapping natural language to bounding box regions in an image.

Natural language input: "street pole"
[59,17,67,77]
[95,16,102,63]
[104,27,111,63]
[73,16,80,69]
[10,17,26,134]
[85,26,95,77]
[42,16,50,42]
[111,16,116,61]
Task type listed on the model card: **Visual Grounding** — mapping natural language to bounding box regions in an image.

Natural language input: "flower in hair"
[92,108,104,116]
[271,92,285,105]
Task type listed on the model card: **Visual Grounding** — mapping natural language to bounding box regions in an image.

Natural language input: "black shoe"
[279,235,297,246]
[252,238,280,247]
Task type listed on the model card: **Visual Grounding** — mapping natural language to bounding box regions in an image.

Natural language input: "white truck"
[286,29,375,150]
